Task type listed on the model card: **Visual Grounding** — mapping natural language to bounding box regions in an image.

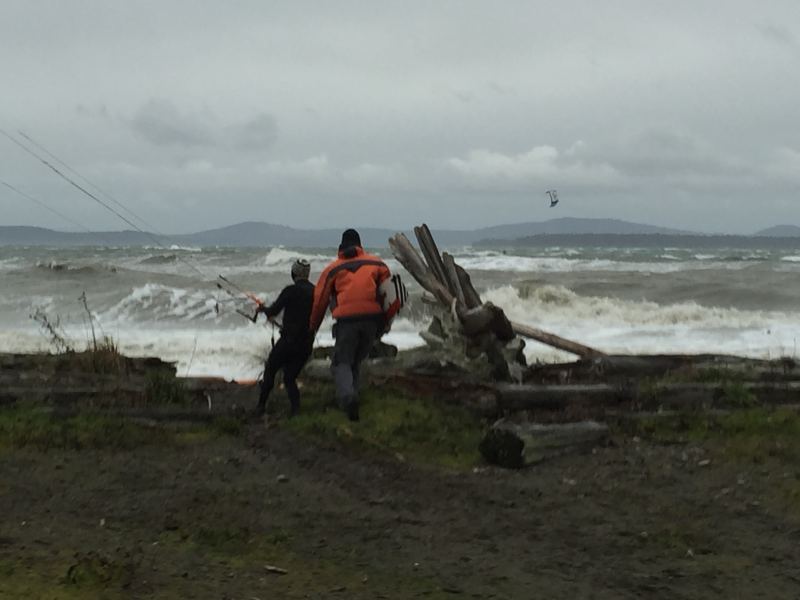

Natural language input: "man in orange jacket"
[309,229,391,421]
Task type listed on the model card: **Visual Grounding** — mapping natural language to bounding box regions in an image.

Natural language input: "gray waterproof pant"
[332,318,379,408]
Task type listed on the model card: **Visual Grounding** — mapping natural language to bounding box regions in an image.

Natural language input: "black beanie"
[339,228,361,249]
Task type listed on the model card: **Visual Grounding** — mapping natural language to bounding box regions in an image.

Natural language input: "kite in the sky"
[546,189,559,208]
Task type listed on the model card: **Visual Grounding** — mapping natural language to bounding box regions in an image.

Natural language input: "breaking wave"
[482,284,800,362]
[34,261,113,275]
[260,247,329,271]
[450,252,744,274]
[139,254,178,265]
[99,283,220,323]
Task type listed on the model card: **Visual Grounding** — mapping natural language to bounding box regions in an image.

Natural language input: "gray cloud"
[129,99,214,147]
[1,0,799,233]
[758,24,797,46]
[233,113,278,150]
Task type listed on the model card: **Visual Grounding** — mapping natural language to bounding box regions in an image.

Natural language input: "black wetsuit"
[257,279,314,415]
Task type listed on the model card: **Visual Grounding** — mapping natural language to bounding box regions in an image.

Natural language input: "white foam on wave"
[143,245,202,253]
[261,247,328,270]
[4,280,797,380]
[100,283,220,323]
[0,257,26,271]
[0,312,426,380]
[451,253,740,274]
[216,248,403,279]
[782,255,800,263]
[482,284,800,363]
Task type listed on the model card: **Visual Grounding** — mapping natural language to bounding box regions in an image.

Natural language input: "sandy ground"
[2,416,799,599]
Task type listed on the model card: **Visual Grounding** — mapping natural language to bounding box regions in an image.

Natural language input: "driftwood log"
[480,420,609,468]
[528,354,799,384]
[388,225,604,372]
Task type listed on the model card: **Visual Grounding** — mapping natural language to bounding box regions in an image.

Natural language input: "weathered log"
[480,419,609,468]
[389,229,605,359]
[389,233,456,309]
[441,252,466,307]
[455,264,483,309]
[460,303,515,341]
[510,321,604,358]
[420,293,439,306]
[527,354,799,384]
[414,225,449,290]
[418,330,447,350]
[496,383,619,410]
[495,381,800,412]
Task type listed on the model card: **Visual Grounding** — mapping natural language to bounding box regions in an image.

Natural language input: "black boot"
[346,399,360,422]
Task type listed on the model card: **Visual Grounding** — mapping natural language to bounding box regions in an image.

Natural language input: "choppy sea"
[1,243,799,379]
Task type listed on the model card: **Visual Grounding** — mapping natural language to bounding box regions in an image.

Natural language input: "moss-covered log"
[480,420,609,468]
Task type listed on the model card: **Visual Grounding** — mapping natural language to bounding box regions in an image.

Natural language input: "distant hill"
[174,218,692,247]
[0,226,153,246]
[477,233,800,249]
[0,218,707,248]
[475,218,689,238]
[755,225,800,237]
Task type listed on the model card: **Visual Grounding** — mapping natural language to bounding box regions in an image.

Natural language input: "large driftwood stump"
[480,420,609,468]
[387,226,604,378]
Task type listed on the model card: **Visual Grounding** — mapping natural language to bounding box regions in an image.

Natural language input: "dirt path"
[2,418,799,599]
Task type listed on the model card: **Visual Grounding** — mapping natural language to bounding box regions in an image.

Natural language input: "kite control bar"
[215,275,283,330]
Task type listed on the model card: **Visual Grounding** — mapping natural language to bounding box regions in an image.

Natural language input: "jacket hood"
[338,245,364,259]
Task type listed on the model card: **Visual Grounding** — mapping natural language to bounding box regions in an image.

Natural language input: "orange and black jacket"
[309,246,391,333]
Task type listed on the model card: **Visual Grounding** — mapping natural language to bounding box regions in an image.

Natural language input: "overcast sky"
[1,1,799,233]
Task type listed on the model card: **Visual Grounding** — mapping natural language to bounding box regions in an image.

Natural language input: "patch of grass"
[0,407,168,451]
[715,381,757,407]
[145,371,187,405]
[690,366,753,384]
[622,407,800,463]
[0,406,245,451]
[0,555,131,600]
[194,526,252,553]
[639,522,711,554]
[0,559,14,578]
[283,384,484,470]
[64,552,134,588]
[155,520,471,598]
[83,336,125,375]
[210,415,244,437]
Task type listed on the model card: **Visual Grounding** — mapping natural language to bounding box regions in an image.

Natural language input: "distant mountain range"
[478,233,800,250]
[0,218,798,248]
[754,225,800,237]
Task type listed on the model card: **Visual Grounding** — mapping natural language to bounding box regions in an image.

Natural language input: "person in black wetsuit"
[254,259,314,417]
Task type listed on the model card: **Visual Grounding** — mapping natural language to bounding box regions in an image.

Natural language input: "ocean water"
[1,244,799,379]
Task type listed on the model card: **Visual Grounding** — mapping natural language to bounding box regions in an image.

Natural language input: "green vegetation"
[80,336,125,375]
[0,556,131,600]
[716,381,757,407]
[0,407,167,451]
[621,407,800,467]
[0,406,243,452]
[620,406,800,521]
[149,522,462,598]
[283,384,484,470]
[64,552,134,589]
[0,536,461,600]
[144,370,187,405]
